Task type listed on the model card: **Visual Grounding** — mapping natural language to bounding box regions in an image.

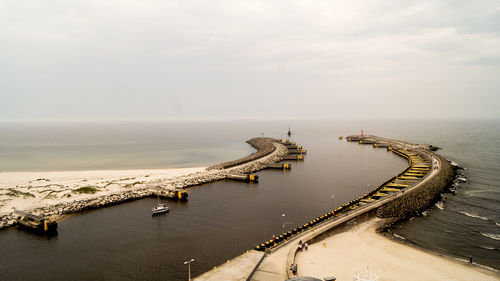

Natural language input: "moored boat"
[152,203,169,215]
[152,195,169,215]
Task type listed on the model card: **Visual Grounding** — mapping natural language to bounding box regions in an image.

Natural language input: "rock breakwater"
[1,138,288,230]
[376,154,454,220]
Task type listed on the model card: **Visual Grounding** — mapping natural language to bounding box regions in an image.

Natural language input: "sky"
[1,0,500,121]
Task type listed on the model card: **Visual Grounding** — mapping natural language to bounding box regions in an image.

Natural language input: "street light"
[184,258,195,281]
[331,195,335,211]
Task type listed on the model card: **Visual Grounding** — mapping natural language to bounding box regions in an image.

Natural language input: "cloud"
[1,0,499,120]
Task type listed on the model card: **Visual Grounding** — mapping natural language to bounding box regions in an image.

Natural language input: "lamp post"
[331,195,335,211]
[184,258,194,281]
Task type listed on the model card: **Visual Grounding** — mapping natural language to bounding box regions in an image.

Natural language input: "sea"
[0,119,498,280]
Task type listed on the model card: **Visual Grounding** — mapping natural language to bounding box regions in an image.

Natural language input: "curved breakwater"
[0,137,291,231]
[252,134,453,255]
[198,134,457,281]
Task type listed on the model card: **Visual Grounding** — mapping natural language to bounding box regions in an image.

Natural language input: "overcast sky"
[1,0,499,120]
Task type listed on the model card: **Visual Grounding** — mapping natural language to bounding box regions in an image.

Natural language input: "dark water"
[0,121,406,280]
[1,120,499,280]
[320,119,500,270]
[383,120,500,270]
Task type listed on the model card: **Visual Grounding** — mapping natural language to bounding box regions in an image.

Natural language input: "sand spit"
[0,138,288,229]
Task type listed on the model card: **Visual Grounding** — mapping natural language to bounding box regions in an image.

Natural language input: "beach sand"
[0,167,205,215]
[294,218,500,281]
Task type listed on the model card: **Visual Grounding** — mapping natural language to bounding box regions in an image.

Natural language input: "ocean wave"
[393,233,406,240]
[496,222,500,228]
[480,232,500,241]
[479,245,497,251]
[450,161,459,167]
[456,210,489,221]
[435,201,444,210]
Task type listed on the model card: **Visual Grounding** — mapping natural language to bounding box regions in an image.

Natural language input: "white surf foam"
[479,245,496,251]
[393,233,406,240]
[457,210,489,221]
[481,232,500,241]
[435,201,444,210]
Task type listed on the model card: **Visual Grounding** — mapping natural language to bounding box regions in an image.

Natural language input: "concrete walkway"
[194,135,444,281]
[251,136,442,280]
[194,251,263,281]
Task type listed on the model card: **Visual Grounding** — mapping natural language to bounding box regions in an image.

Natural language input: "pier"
[195,134,455,281]
[282,155,304,161]
[149,187,188,201]
[265,163,291,170]
[225,173,259,182]
[13,209,57,233]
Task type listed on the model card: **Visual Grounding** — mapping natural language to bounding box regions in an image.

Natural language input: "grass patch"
[6,188,35,198]
[27,184,64,190]
[124,181,143,188]
[73,186,98,194]
[104,181,116,188]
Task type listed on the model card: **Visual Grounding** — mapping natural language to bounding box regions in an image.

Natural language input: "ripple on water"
[455,210,489,221]
[480,232,500,241]
[478,245,498,251]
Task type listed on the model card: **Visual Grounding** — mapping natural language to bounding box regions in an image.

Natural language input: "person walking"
[305,242,308,250]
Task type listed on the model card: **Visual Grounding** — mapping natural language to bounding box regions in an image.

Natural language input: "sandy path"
[295,218,500,281]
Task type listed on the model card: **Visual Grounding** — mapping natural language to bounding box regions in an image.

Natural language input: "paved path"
[194,251,263,281]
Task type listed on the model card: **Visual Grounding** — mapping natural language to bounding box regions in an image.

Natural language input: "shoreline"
[295,217,500,281]
[197,134,498,280]
[0,167,204,212]
[0,137,289,230]
[382,225,500,274]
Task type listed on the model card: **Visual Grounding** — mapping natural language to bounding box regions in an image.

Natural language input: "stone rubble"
[0,138,290,229]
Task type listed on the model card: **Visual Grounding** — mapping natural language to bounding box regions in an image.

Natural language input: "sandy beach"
[0,167,205,215]
[294,218,500,281]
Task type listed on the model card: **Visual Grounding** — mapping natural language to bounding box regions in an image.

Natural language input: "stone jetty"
[0,137,291,230]
[195,134,457,281]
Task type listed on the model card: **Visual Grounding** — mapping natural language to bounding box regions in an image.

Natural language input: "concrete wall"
[376,155,454,220]
[207,138,277,170]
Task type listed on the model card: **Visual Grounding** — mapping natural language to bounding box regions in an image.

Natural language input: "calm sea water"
[0,120,498,279]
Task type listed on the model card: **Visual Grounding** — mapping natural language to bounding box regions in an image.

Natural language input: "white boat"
[152,196,169,214]
[152,204,169,214]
